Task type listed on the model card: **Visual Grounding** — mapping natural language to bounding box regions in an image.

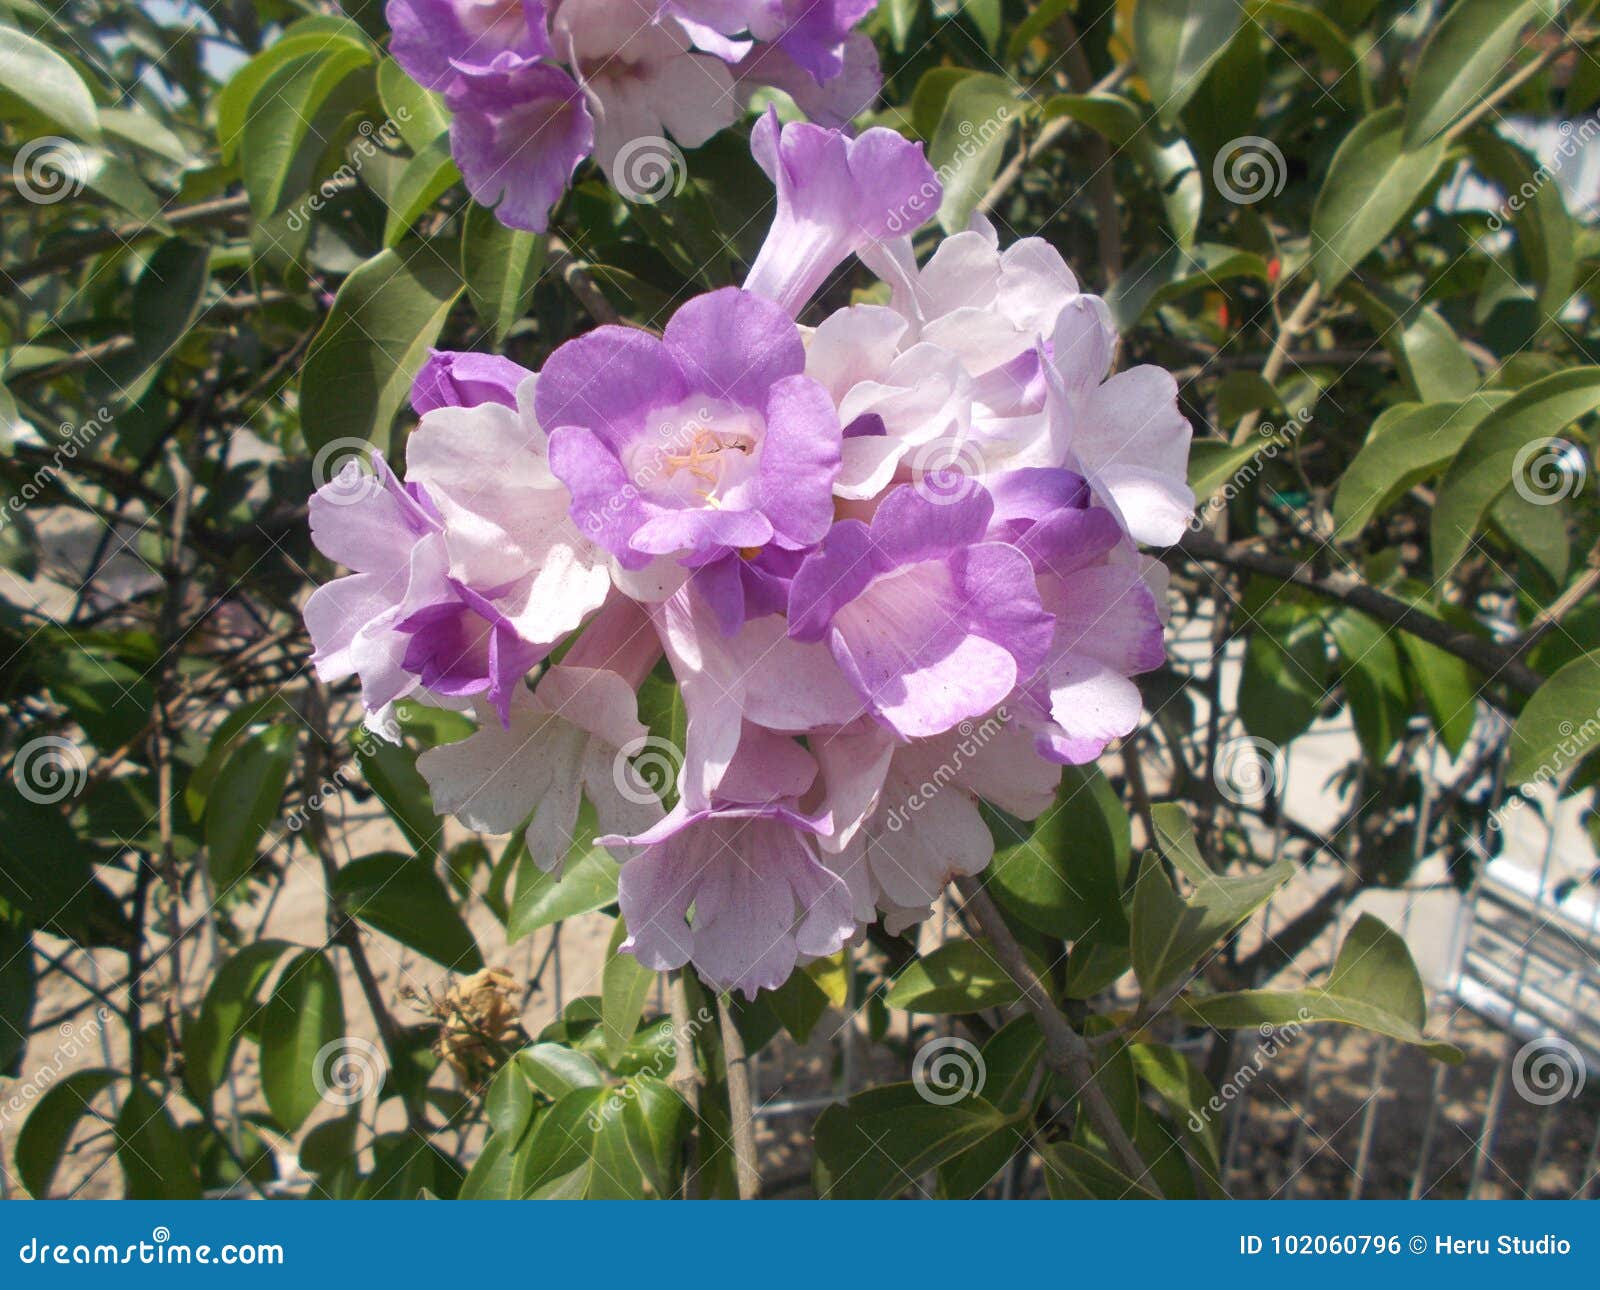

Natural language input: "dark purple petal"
[446,60,593,234]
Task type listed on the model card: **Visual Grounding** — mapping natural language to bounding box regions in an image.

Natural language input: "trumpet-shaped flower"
[540,287,841,568]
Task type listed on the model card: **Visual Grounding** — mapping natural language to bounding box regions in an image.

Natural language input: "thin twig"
[953,876,1165,1196]
[715,993,760,1200]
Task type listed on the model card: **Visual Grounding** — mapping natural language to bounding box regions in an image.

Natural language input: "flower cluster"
[304,109,1192,997]
[386,0,881,230]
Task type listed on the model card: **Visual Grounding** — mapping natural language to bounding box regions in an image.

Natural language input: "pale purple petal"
[744,108,940,317]
[411,350,532,415]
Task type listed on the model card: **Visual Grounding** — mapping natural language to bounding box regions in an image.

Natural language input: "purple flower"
[731,33,880,127]
[396,576,549,726]
[387,0,554,90]
[411,349,533,415]
[743,108,941,317]
[304,452,448,737]
[446,59,594,233]
[555,0,738,181]
[539,286,841,569]
[604,728,856,996]
[787,482,1054,739]
[749,0,875,85]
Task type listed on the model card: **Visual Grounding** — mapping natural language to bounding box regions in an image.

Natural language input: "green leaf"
[204,725,296,893]
[814,1083,1015,1199]
[332,853,483,971]
[1006,0,1080,62]
[1431,367,1600,575]
[885,939,1021,1014]
[1396,604,1480,758]
[185,695,296,821]
[763,964,831,1044]
[1331,396,1508,540]
[1326,609,1410,766]
[1403,1,1545,148]
[1043,93,1199,247]
[928,72,1020,232]
[183,939,290,1102]
[1132,0,1243,124]
[461,202,547,345]
[354,734,442,860]
[0,25,100,140]
[299,242,464,453]
[513,1042,606,1101]
[1256,2,1367,107]
[507,841,620,942]
[600,917,655,1065]
[259,949,344,1133]
[1311,107,1448,290]
[382,132,459,246]
[117,1084,203,1199]
[1130,846,1293,998]
[215,18,370,161]
[1106,243,1269,329]
[240,42,375,217]
[0,916,33,1073]
[1342,281,1481,403]
[1468,128,1580,323]
[512,1078,689,1198]
[1238,594,1328,746]
[938,1016,1044,1197]
[1180,914,1462,1061]
[1042,1141,1158,1198]
[1508,650,1600,786]
[988,764,1130,940]
[131,238,212,373]
[16,1069,118,1197]
[377,57,448,152]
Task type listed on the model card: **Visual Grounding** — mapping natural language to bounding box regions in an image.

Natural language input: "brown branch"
[1173,532,1545,697]
[953,876,1165,1196]
[715,993,760,1199]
